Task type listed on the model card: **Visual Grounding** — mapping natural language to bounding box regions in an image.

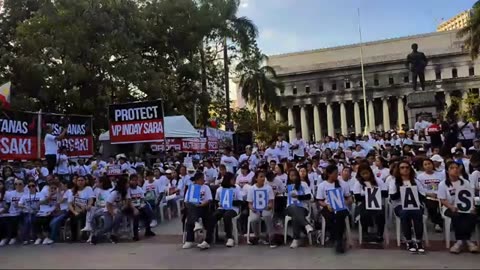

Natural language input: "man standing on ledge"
[406,43,428,91]
[44,124,67,174]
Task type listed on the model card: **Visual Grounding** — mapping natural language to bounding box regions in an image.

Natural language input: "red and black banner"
[109,101,164,144]
[0,110,93,160]
[0,109,38,160]
[41,113,94,158]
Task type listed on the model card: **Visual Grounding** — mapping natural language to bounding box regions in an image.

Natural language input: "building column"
[368,99,375,132]
[313,104,322,142]
[326,103,334,137]
[275,110,282,122]
[300,105,310,142]
[397,96,405,129]
[287,107,295,143]
[353,101,361,135]
[382,97,391,131]
[340,102,348,135]
[461,90,468,112]
[445,92,452,108]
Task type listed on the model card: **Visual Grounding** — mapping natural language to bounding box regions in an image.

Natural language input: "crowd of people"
[0,117,480,256]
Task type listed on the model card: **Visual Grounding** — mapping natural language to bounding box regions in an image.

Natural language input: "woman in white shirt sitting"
[285,169,314,248]
[316,165,352,253]
[212,172,243,247]
[438,161,478,254]
[417,158,445,232]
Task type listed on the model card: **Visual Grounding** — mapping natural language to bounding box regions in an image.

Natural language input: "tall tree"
[458,2,480,59]
[237,46,284,131]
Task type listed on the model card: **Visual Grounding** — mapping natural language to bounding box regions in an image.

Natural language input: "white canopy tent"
[99,115,199,141]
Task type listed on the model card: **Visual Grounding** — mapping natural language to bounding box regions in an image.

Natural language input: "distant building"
[268,31,480,142]
[437,10,471,32]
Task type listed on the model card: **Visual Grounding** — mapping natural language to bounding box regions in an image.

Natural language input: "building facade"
[437,10,471,32]
[268,31,480,143]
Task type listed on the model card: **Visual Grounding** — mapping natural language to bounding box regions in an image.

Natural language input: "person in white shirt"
[75,158,91,177]
[19,180,46,245]
[82,176,113,235]
[67,176,94,242]
[246,170,275,247]
[469,139,480,152]
[182,172,213,250]
[143,170,164,228]
[264,140,280,163]
[235,164,254,188]
[352,144,367,159]
[316,165,352,254]
[457,119,476,149]
[55,147,70,183]
[3,179,25,245]
[373,156,390,182]
[44,124,67,174]
[291,132,306,161]
[275,134,290,161]
[127,174,156,241]
[417,158,445,233]
[395,131,413,148]
[203,160,218,185]
[414,116,431,134]
[438,161,478,254]
[211,172,243,247]
[285,169,314,248]
[220,147,238,174]
[238,146,259,171]
[451,142,467,156]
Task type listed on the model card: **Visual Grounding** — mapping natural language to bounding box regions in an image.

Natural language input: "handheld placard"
[365,187,382,210]
[186,184,202,204]
[327,188,347,212]
[287,184,304,207]
[253,189,268,211]
[455,186,474,213]
[220,188,234,210]
[400,186,420,210]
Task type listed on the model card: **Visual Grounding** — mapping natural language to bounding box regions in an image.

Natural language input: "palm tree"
[199,0,258,129]
[458,2,480,59]
[237,48,284,131]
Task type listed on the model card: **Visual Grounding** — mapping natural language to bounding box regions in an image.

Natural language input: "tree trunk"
[256,88,260,132]
[200,42,209,127]
[223,37,231,130]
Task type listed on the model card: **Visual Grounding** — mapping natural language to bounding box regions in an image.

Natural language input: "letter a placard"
[327,188,346,212]
[365,187,382,210]
[400,186,420,210]
[455,186,474,213]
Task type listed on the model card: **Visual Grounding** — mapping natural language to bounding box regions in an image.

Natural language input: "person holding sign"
[285,169,314,249]
[212,172,243,247]
[142,170,164,227]
[353,163,388,244]
[246,170,275,247]
[182,172,213,250]
[438,161,478,254]
[127,174,156,241]
[417,158,445,232]
[67,176,94,242]
[388,161,426,254]
[316,165,352,254]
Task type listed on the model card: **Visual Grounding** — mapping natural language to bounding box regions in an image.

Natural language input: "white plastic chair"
[214,214,241,246]
[159,201,170,222]
[321,215,352,247]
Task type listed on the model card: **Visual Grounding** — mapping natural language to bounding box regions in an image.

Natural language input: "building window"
[318,83,324,92]
[305,85,310,94]
[345,80,351,89]
[292,86,297,95]
[280,88,284,95]
[359,80,363,88]
[452,68,458,78]
[469,67,475,76]
[332,82,337,91]
[403,75,409,83]
[435,70,442,80]
[388,76,394,85]
[374,78,379,86]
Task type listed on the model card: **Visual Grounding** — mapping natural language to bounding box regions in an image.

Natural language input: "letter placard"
[253,190,268,211]
[220,188,234,210]
[186,184,201,204]
[327,188,346,212]
[400,186,420,210]
[287,184,303,207]
[455,186,474,213]
[366,187,382,210]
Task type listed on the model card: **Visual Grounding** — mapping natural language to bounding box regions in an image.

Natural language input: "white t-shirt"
[19,192,45,213]
[352,177,387,197]
[286,182,311,209]
[203,167,218,184]
[143,180,163,202]
[185,184,212,204]
[417,171,445,195]
[236,171,254,187]
[275,140,290,160]
[128,186,145,208]
[220,155,239,173]
[94,188,111,207]
[6,190,25,216]
[247,184,274,211]
[315,180,351,207]
[469,170,480,191]
[291,138,306,157]
[215,186,243,214]
[238,154,259,170]
[266,178,285,195]
[352,150,366,159]
[437,179,470,209]
[68,186,94,211]
[156,176,170,193]
[44,133,58,155]
[105,190,130,211]
[388,178,426,208]
[56,154,69,174]
[76,165,92,176]
[457,121,476,140]
[264,147,280,163]
[373,167,390,182]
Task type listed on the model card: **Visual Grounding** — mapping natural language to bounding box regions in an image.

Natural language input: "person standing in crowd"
[44,124,68,174]
[438,161,478,253]
[291,132,306,161]
[238,146,259,171]
[276,134,291,161]
[457,117,476,150]
[426,118,443,150]
[203,161,218,185]
[264,140,280,163]
[220,147,238,174]
[55,146,70,183]
[414,116,431,134]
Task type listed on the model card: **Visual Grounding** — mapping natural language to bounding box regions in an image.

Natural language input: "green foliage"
[458,1,480,59]
[0,0,259,133]
[444,92,480,122]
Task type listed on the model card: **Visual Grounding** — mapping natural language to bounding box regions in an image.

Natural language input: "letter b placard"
[253,190,268,211]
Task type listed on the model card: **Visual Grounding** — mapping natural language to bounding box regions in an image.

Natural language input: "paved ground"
[1,217,479,269]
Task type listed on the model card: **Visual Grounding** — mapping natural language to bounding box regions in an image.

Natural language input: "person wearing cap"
[453,150,470,178]
[182,172,213,250]
[238,146,259,171]
[430,154,445,172]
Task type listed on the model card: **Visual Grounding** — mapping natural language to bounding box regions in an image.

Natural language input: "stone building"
[437,10,471,32]
[267,30,480,143]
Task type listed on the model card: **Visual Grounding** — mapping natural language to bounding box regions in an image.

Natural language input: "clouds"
[240,0,249,9]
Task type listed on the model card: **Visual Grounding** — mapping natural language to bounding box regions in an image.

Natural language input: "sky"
[238,0,477,55]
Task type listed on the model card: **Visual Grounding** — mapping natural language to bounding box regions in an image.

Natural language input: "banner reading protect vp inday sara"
[108,100,164,144]
[0,109,94,160]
